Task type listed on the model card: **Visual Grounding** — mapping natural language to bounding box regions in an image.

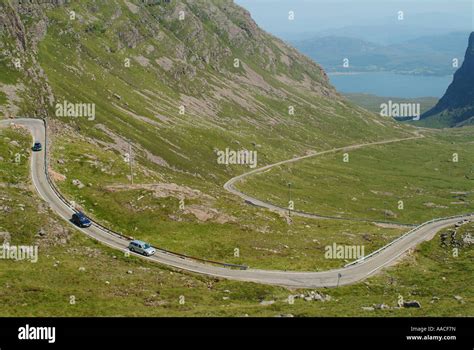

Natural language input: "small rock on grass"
[374,303,390,310]
[403,300,421,308]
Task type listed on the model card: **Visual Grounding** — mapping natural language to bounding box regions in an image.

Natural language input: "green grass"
[12,0,419,273]
[50,132,407,271]
[408,112,470,129]
[0,91,7,106]
[31,0,413,187]
[1,126,472,317]
[236,128,474,225]
[2,224,472,317]
[1,1,472,316]
[0,57,21,85]
[345,93,438,116]
[0,127,31,184]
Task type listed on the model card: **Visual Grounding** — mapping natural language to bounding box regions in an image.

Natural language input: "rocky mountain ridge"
[421,32,474,127]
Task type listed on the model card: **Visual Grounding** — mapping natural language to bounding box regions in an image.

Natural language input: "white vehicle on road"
[128,240,156,257]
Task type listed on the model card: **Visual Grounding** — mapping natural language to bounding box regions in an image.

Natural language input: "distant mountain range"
[292,32,469,76]
[312,13,473,45]
[420,32,474,127]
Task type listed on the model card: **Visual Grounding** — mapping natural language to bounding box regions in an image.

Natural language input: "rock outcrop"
[421,32,474,127]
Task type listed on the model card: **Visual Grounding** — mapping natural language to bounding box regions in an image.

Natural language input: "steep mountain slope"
[421,32,474,127]
[0,0,410,185]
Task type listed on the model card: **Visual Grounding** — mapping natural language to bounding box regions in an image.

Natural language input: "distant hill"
[292,32,468,76]
[420,32,474,127]
[345,94,438,118]
[292,36,385,72]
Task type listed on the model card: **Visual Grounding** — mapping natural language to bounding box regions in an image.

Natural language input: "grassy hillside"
[1,1,410,161]
[0,0,418,271]
[345,93,438,117]
[2,0,471,318]
[1,126,472,317]
[236,127,474,225]
[49,124,405,271]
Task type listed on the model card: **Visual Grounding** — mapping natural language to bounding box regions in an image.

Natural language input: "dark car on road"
[71,212,92,228]
[32,142,42,152]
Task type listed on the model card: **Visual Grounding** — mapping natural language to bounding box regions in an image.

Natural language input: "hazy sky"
[235,0,474,40]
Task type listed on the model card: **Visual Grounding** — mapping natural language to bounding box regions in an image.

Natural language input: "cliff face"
[0,0,65,117]
[421,32,474,126]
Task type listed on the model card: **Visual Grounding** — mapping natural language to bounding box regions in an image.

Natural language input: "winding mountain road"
[2,118,472,288]
[224,134,423,226]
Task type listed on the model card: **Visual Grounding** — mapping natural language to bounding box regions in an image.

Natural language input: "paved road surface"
[1,118,471,288]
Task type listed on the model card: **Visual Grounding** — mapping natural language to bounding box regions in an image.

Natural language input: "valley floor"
[236,127,474,226]
[0,125,472,316]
